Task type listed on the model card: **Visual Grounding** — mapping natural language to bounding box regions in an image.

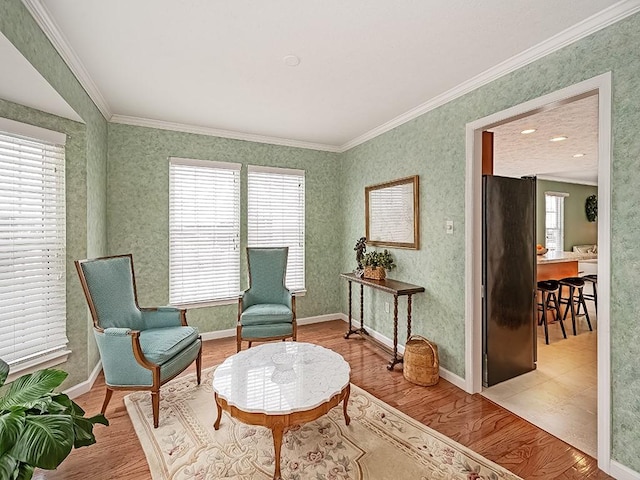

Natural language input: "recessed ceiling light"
[520,129,536,134]
[550,136,568,142]
[283,54,300,67]
[573,153,586,158]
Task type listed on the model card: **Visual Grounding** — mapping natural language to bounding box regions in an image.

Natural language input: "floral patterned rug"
[124,368,521,480]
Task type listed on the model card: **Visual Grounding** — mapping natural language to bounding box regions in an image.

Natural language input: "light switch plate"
[446,220,454,234]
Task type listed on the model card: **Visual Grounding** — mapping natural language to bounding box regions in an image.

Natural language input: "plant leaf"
[0,453,19,480]
[71,413,108,448]
[9,414,74,470]
[0,358,8,389]
[86,413,109,426]
[0,410,26,457]
[0,369,67,411]
[52,394,86,416]
[16,463,34,480]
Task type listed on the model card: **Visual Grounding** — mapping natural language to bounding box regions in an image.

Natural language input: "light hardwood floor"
[34,320,612,480]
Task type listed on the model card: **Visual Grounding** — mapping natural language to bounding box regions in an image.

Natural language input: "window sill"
[171,297,239,310]
[6,350,71,384]
[172,290,306,309]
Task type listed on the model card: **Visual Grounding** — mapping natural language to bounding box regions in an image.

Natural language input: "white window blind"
[545,192,568,252]
[0,124,68,370]
[247,165,305,291]
[169,158,241,305]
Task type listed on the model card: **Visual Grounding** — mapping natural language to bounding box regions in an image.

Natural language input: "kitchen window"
[545,191,568,252]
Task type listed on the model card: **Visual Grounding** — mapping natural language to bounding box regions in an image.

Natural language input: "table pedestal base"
[214,385,351,480]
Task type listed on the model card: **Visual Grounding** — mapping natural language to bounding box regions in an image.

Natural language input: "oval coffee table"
[213,342,351,480]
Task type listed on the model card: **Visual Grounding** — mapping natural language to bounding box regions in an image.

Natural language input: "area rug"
[124,368,521,480]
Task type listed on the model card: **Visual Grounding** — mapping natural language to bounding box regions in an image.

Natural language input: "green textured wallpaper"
[536,180,598,250]
[0,0,108,386]
[107,123,342,333]
[340,12,640,470]
[3,0,640,472]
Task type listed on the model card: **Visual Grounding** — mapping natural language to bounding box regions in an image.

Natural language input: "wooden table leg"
[271,422,285,480]
[344,281,354,338]
[213,392,222,430]
[346,284,369,338]
[387,295,401,370]
[407,294,413,339]
[343,384,351,426]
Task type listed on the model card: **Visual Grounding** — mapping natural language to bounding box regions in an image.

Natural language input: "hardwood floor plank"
[33,319,612,480]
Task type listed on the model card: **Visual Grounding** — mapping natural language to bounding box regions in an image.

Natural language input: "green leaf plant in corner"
[0,358,108,480]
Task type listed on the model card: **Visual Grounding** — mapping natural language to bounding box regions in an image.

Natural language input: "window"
[0,118,68,375]
[545,192,568,252]
[169,158,241,305]
[248,166,305,292]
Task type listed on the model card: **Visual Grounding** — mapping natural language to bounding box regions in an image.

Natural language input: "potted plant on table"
[0,358,108,479]
[362,249,395,280]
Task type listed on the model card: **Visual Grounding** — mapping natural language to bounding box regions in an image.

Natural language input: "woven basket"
[403,335,439,386]
[363,266,386,280]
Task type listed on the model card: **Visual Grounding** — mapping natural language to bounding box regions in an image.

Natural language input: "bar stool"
[582,274,598,314]
[537,280,566,345]
[558,277,593,335]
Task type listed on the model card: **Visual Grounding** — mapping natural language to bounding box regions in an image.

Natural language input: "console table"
[340,272,425,370]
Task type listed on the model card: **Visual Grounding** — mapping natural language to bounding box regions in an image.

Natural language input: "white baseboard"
[610,460,640,480]
[297,313,344,326]
[200,312,343,341]
[339,315,466,390]
[200,327,236,341]
[64,360,102,399]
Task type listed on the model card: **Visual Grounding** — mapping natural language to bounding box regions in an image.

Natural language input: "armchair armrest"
[141,306,187,329]
[94,327,156,387]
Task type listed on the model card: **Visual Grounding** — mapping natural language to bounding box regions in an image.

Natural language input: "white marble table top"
[213,342,350,415]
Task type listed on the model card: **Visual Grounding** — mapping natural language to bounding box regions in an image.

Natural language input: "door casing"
[464,73,612,471]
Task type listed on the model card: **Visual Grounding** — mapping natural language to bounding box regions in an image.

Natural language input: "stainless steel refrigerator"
[482,175,537,387]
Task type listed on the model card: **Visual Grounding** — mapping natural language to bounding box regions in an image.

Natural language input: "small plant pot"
[364,266,386,280]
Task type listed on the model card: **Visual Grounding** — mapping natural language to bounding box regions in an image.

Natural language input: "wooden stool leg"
[578,287,593,331]
[541,291,549,345]
[551,292,566,339]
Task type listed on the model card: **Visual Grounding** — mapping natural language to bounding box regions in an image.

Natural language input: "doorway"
[482,94,599,457]
[464,73,612,471]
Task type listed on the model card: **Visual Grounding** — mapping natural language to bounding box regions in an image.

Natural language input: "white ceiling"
[0,0,640,182]
[492,95,599,184]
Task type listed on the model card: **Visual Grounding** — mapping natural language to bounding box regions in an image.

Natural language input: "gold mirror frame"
[365,175,419,249]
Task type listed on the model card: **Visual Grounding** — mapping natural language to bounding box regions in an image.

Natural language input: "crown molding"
[110,115,342,153]
[339,0,640,152]
[21,0,112,120]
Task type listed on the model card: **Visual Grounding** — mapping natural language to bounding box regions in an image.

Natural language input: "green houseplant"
[362,249,395,280]
[0,358,108,479]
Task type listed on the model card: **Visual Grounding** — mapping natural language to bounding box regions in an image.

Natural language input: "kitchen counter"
[537,250,597,265]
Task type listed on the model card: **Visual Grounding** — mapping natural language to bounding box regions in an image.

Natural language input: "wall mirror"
[365,175,419,249]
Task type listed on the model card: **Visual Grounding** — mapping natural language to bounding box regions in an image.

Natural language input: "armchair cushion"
[240,304,293,326]
[139,326,199,365]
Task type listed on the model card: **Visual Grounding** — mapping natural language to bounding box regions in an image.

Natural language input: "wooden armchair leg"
[101,387,114,415]
[196,345,202,386]
[151,389,160,428]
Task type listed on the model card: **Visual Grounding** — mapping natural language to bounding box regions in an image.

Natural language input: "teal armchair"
[75,254,202,428]
[237,247,297,351]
